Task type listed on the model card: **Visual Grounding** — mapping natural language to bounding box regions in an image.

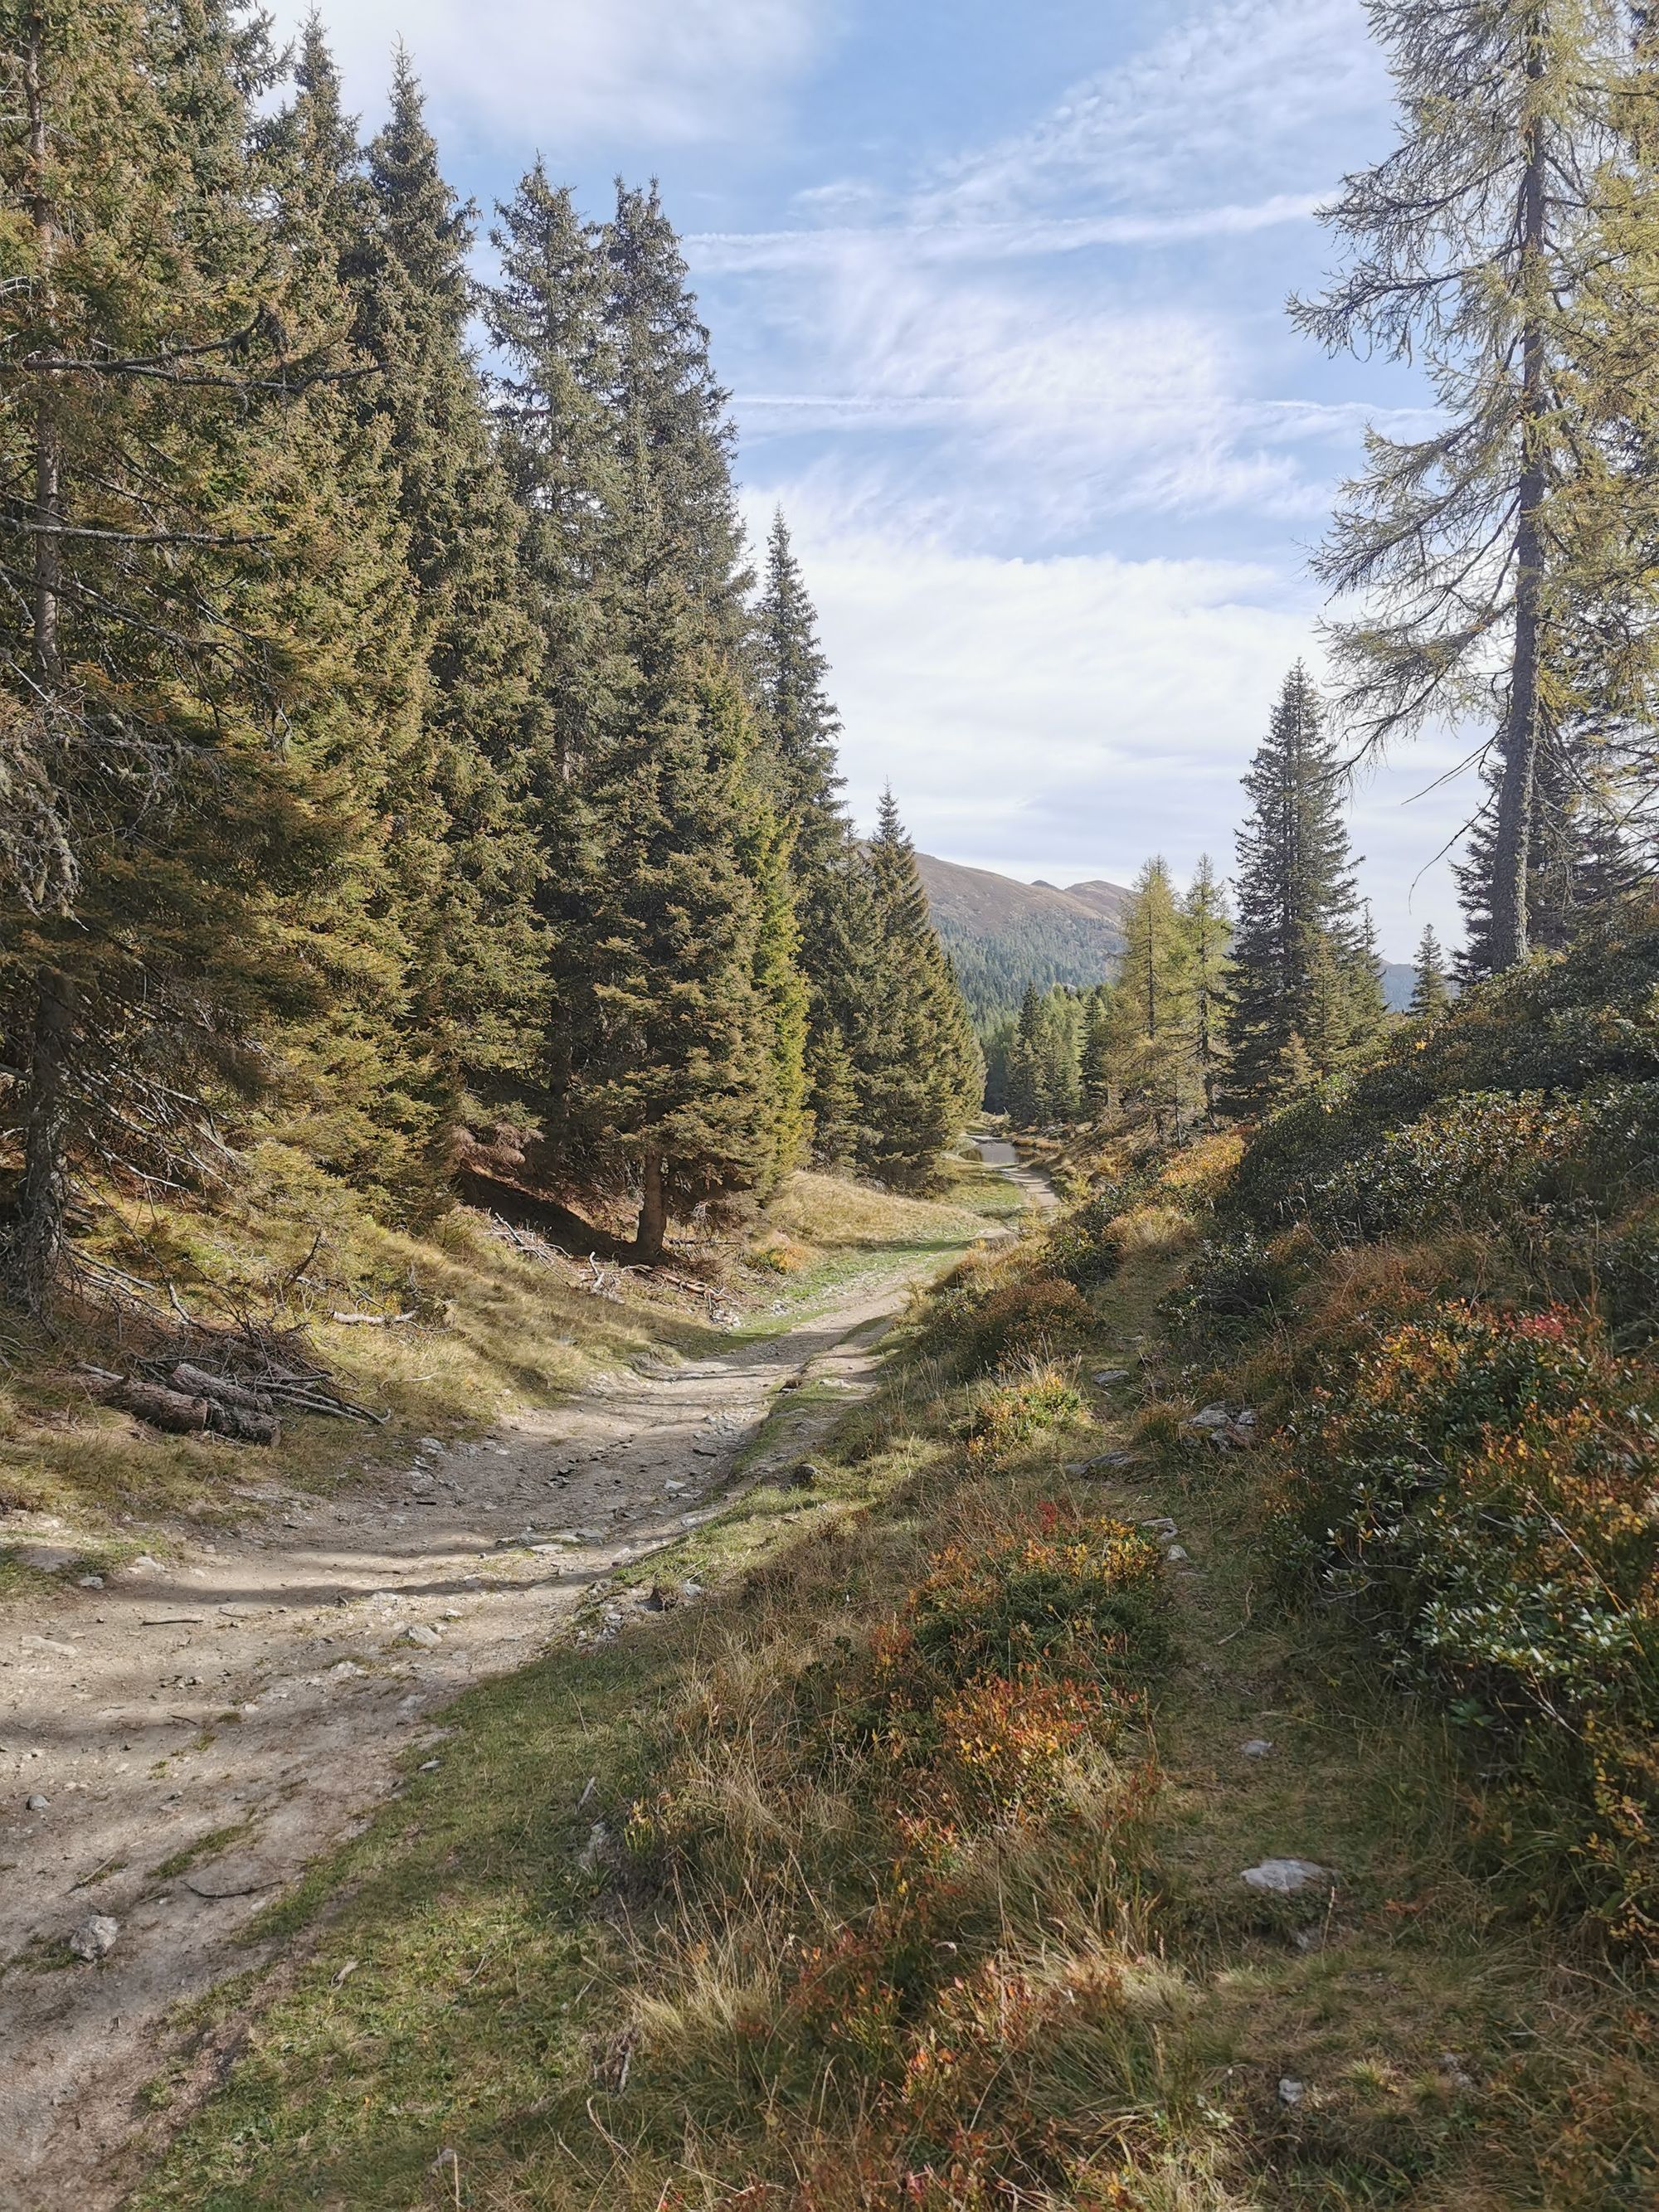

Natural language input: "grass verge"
[132,1202,1657,2210]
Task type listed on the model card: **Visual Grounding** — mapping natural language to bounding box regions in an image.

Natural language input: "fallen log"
[207,1404,282,1446]
[111,1380,209,1435]
[171,1363,275,1413]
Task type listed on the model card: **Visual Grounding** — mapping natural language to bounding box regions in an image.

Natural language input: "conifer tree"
[1114,858,1194,1134]
[353,51,547,1115]
[1224,666,1373,1111]
[1080,985,1117,1118]
[855,791,982,1181]
[1180,855,1233,1117]
[0,0,358,1309]
[1293,0,1625,970]
[603,182,751,653]
[1409,925,1452,1018]
[251,27,443,1203]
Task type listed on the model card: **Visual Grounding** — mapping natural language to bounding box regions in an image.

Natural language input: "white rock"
[1164,1544,1190,1562]
[576,1820,609,1874]
[1242,1858,1331,1895]
[69,1915,119,1962]
[1190,1404,1231,1429]
[76,1574,104,1589]
[417,1437,444,1456]
[1242,1739,1274,1759]
[1278,2077,1304,2107]
[26,1793,49,1811]
[400,1623,441,1649]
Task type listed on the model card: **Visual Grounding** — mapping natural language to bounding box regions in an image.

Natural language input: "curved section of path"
[0,1246,987,2210]
[971,1133,1061,1213]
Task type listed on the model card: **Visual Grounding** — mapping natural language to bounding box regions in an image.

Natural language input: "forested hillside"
[0,11,980,1315]
[915,853,1128,1023]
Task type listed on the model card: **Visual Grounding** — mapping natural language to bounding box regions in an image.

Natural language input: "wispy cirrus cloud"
[265,0,833,147]
[688,192,1322,274]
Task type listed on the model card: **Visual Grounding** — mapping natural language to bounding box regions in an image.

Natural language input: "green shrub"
[1268,1300,1659,1942]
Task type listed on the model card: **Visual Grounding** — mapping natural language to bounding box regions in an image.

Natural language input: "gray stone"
[400,1623,441,1649]
[1242,1739,1274,1759]
[1092,1369,1133,1387]
[417,1437,444,1456]
[1087,1451,1137,1472]
[69,1915,119,1962]
[1242,1858,1332,1895]
[1164,1544,1190,1563]
[17,1544,75,1573]
[76,1574,104,1588]
[1140,1517,1179,1535]
[1277,2077,1304,2108]
[576,1820,609,1874]
[26,1793,48,1811]
[1189,1404,1231,1430]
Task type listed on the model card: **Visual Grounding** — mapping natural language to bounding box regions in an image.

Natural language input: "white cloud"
[265,0,829,147]
[688,193,1323,275]
[921,0,1384,223]
[745,495,1468,953]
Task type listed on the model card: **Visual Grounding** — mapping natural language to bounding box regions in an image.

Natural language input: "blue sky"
[285,0,1473,958]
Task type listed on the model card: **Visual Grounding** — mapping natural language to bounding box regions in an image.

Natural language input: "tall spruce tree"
[855,791,982,1182]
[1293,0,1625,970]
[0,0,365,1310]
[1225,665,1374,1111]
[353,51,548,1118]
[1409,924,1452,1018]
[252,27,444,1206]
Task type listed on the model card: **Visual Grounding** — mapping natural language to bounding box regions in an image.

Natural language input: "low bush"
[1268,1300,1659,1942]
[962,1360,1087,1462]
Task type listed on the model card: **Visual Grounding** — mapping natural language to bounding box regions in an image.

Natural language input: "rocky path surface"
[0,1223,1048,2212]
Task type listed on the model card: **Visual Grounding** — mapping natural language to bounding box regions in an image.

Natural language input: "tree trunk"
[12,969,76,1314]
[633,1150,668,1265]
[1491,20,1550,972]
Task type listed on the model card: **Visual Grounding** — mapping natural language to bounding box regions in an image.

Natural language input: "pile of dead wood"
[80,1331,388,1446]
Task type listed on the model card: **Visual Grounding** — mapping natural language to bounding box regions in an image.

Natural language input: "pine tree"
[855,792,983,1182]
[1292,1,1626,970]
[0,0,360,1310]
[1180,855,1233,1117]
[1224,666,1373,1112]
[1409,925,1451,1018]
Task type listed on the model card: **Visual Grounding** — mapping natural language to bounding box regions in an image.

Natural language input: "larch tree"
[1180,854,1233,1117]
[1293,0,1624,972]
[1113,857,1194,1135]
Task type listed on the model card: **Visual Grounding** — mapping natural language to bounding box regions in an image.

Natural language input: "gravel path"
[0,1240,1017,2211]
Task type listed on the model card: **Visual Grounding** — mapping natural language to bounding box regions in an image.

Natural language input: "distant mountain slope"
[915,854,1130,1025]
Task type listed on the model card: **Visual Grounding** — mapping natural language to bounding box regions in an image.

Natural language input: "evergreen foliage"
[855,792,983,1184]
[1410,925,1452,1019]
[1224,666,1380,1113]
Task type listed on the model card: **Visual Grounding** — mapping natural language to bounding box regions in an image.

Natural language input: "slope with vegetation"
[135,916,1659,2210]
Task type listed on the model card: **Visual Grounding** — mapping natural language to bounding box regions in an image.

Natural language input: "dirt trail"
[0,1203,1055,2212]
[971,1135,1061,1213]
